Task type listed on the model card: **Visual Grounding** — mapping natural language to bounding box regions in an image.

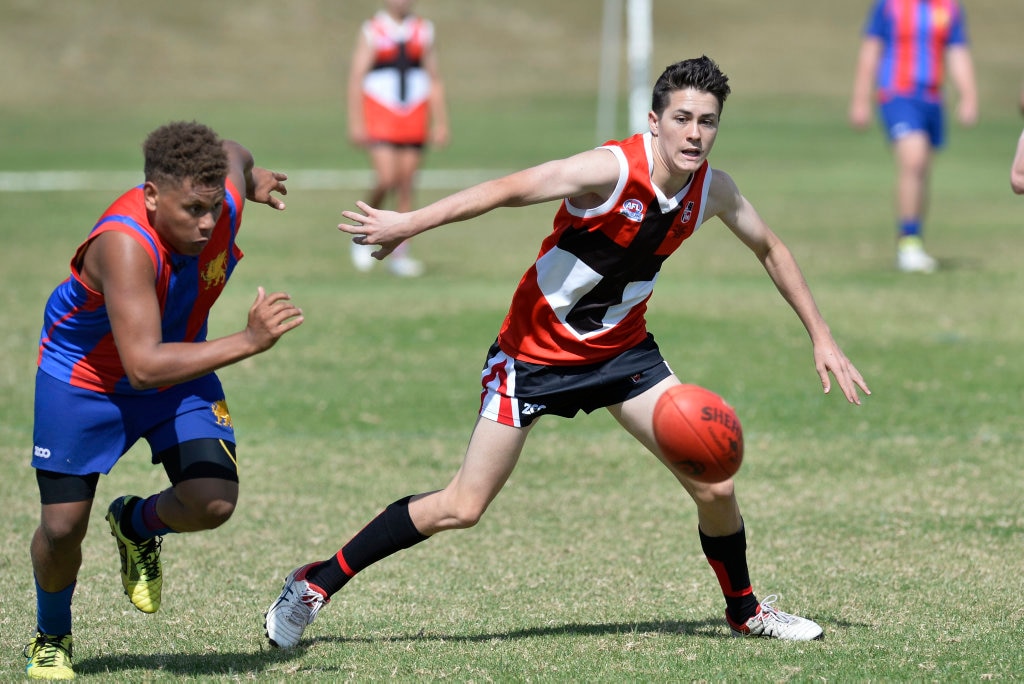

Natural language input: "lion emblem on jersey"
[210,399,233,427]
[201,250,228,289]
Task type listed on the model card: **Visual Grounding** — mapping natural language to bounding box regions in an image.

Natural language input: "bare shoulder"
[80,230,154,293]
[559,146,621,174]
[705,167,741,219]
[520,147,622,205]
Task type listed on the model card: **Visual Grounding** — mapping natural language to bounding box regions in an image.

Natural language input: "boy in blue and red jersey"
[25,121,303,680]
[850,0,978,272]
[266,56,870,651]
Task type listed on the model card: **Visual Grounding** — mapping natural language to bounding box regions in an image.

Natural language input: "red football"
[653,384,743,483]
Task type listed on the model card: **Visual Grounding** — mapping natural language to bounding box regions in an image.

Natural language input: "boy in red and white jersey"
[266,56,870,650]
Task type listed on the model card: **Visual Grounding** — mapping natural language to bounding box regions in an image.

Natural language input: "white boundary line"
[0,168,509,192]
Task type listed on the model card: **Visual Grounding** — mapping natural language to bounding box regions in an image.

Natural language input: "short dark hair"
[143,121,228,189]
[651,56,732,116]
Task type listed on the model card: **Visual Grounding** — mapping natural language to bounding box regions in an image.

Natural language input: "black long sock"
[699,523,759,624]
[307,496,428,596]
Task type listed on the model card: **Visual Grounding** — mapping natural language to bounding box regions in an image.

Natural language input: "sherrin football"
[652,384,743,483]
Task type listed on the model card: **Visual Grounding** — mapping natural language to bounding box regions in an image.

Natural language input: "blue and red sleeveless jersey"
[866,0,968,103]
[498,132,712,366]
[37,179,244,394]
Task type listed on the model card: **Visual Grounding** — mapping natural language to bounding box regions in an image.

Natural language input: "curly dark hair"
[651,56,732,117]
[143,121,228,189]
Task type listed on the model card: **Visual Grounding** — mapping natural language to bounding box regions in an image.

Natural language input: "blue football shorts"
[879,96,946,148]
[479,334,673,428]
[32,369,236,476]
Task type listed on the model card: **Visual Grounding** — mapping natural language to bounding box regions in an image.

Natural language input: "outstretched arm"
[339,147,621,259]
[224,140,288,211]
[707,171,871,404]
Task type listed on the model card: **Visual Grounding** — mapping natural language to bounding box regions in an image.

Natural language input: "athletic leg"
[893,133,937,272]
[385,145,426,276]
[161,472,239,531]
[317,416,530,587]
[607,376,741,534]
[265,417,532,648]
[893,131,932,236]
[392,146,420,214]
[31,500,92,628]
[608,377,822,640]
[27,472,97,679]
[367,143,399,207]
[351,144,399,271]
[106,437,239,613]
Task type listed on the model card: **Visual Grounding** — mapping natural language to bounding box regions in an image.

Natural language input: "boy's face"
[649,87,721,176]
[144,177,225,256]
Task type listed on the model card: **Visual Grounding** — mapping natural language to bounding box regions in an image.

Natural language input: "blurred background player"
[1012,82,1024,194]
[347,0,449,277]
[1012,127,1024,195]
[849,0,977,273]
[25,121,302,680]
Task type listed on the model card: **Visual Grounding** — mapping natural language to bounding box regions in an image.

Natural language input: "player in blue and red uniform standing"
[265,56,870,650]
[346,0,449,277]
[849,0,978,273]
[25,121,303,680]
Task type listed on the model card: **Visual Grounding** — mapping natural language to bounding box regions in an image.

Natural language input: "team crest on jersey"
[210,399,233,427]
[681,200,694,224]
[201,250,228,289]
[671,201,696,238]
[620,198,645,222]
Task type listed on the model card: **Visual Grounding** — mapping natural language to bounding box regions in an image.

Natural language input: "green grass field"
[2,1,1023,681]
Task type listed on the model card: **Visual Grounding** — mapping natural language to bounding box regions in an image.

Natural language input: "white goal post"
[596,0,652,142]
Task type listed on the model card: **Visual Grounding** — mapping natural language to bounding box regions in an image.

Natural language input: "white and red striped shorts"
[478,335,671,428]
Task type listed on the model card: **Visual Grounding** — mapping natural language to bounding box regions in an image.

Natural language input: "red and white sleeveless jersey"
[497,132,712,366]
[361,11,435,144]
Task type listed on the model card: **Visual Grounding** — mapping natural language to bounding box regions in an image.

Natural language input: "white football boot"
[729,595,824,641]
[897,236,937,273]
[265,564,329,649]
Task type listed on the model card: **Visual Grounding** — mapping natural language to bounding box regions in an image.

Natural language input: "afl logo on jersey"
[620,198,645,222]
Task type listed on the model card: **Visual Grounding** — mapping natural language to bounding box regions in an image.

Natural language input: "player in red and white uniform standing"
[347,0,449,277]
[266,56,870,649]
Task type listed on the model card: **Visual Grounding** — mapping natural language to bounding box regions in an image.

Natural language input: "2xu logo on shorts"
[520,403,547,417]
[33,445,52,459]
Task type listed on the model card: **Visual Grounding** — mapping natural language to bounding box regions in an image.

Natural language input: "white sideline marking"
[0,169,509,192]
